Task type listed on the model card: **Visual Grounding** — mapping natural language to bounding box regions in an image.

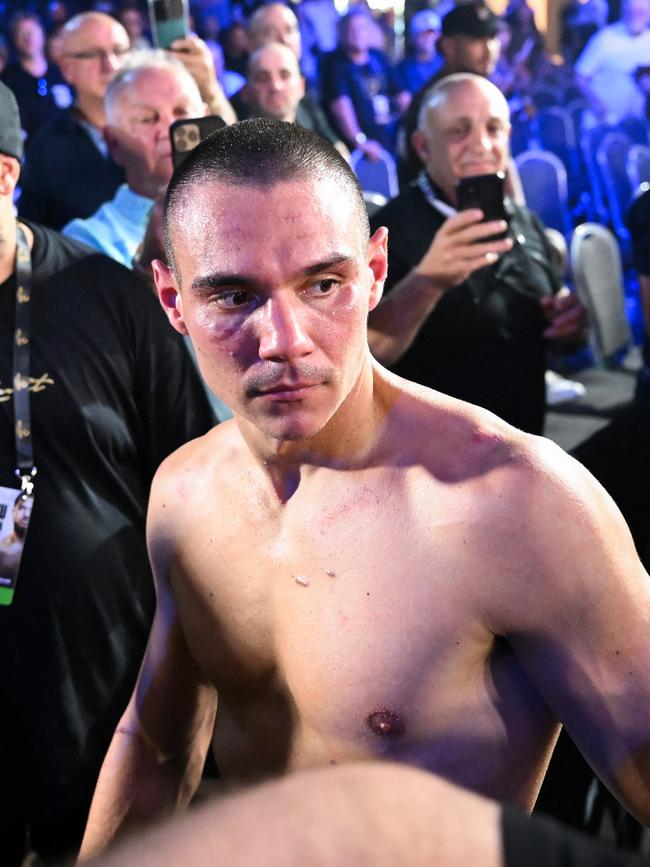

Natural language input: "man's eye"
[213,289,251,308]
[308,278,339,297]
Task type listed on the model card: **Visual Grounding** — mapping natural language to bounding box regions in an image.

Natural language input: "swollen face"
[167,178,377,443]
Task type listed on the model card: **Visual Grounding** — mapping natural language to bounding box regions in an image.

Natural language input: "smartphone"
[147,0,189,49]
[455,172,509,239]
[170,115,227,169]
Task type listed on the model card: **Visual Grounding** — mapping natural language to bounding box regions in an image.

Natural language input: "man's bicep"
[504,462,650,820]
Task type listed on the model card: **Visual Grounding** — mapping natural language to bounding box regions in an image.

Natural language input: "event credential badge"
[0,484,33,605]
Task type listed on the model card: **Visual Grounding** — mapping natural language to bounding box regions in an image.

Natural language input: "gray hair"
[105,49,202,122]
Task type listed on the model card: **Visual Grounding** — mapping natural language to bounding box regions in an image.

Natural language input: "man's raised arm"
[78,460,218,860]
[486,437,650,825]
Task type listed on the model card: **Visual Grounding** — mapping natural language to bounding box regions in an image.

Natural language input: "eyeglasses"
[63,46,130,63]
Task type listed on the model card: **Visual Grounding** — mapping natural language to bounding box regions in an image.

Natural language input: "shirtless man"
[79,119,650,857]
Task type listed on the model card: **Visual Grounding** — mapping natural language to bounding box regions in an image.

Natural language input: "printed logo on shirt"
[0,373,54,402]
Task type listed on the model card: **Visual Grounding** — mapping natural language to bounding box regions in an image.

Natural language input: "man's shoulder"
[27,221,95,282]
[149,420,244,521]
[387,371,577,499]
[25,109,79,145]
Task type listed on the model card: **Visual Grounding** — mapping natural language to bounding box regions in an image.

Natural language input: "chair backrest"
[515,149,573,238]
[626,144,650,191]
[579,123,617,223]
[595,131,633,239]
[569,222,633,362]
[350,146,399,200]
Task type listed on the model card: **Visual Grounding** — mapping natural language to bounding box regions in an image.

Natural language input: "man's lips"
[255,382,320,399]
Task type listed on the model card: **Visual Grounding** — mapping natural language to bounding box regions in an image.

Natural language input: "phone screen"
[455,173,509,239]
[170,116,227,169]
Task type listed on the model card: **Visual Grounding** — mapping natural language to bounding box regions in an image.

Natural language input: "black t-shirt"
[0,224,214,823]
[371,183,561,434]
[18,111,125,230]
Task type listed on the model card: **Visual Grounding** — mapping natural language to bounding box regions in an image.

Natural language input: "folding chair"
[515,149,573,238]
[531,106,584,206]
[595,131,633,243]
[570,223,635,365]
[350,146,399,200]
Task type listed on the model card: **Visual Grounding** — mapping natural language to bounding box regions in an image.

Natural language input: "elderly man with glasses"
[18,11,130,229]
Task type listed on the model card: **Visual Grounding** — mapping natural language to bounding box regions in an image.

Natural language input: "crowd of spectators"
[1,0,649,167]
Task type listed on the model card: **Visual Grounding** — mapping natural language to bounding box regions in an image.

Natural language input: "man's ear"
[298,74,306,99]
[411,129,429,165]
[0,154,20,197]
[240,83,251,105]
[367,226,388,312]
[152,259,189,335]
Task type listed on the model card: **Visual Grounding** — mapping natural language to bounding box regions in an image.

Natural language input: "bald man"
[18,12,130,228]
[242,42,346,155]
[369,73,585,435]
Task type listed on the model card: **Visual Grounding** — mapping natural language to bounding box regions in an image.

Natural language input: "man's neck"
[0,216,17,285]
[237,358,391,503]
[74,95,106,130]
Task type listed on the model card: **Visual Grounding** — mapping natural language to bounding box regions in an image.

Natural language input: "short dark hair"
[163,118,369,282]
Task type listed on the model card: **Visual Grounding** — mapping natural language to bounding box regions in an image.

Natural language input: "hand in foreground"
[541,286,588,346]
[415,209,513,292]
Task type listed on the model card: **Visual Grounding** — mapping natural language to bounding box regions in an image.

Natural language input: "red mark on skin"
[366,709,407,740]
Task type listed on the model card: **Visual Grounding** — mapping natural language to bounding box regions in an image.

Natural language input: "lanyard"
[416,171,457,219]
[13,224,37,496]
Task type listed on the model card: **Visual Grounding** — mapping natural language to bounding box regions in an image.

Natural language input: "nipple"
[365,709,406,740]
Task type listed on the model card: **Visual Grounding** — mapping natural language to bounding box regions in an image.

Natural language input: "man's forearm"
[368,270,445,365]
[79,725,206,861]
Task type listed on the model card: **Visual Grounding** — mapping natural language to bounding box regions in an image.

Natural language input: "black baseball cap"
[441,2,503,37]
[0,82,23,161]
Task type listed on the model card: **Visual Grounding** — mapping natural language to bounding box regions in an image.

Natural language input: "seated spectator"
[18,11,130,230]
[2,11,72,140]
[242,42,347,157]
[322,8,409,158]
[236,3,341,145]
[395,10,442,100]
[63,51,206,267]
[575,0,650,123]
[368,73,586,435]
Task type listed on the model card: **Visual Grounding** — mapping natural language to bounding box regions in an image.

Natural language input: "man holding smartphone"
[368,73,585,435]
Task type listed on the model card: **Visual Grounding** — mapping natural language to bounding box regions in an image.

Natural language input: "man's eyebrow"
[189,255,358,294]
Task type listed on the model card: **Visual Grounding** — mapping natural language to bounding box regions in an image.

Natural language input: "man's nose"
[101,49,122,72]
[258,295,315,361]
